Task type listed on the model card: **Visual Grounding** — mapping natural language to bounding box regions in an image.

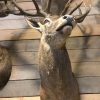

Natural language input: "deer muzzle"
[56,16,74,31]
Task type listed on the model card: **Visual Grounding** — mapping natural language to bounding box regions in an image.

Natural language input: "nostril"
[63,16,67,19]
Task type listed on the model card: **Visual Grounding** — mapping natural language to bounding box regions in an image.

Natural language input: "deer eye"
[63,16,68,19]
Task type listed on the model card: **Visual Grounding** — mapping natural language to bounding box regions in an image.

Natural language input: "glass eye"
[63,16,68,19]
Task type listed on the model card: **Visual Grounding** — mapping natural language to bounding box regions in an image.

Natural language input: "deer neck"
[38,38,72,74]
[39,36,67,54]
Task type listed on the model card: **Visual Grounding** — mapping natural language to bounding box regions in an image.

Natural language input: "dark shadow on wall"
[7,26,38,65]
[72,24,93,77]
[0,26,29,89]
[0,25,40,89]
[8,26,40,77]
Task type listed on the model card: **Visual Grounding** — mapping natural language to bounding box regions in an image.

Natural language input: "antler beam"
[45,0,52,13]
[11,0,46,17]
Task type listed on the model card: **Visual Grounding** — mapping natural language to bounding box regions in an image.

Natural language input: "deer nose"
[63,15,73,22]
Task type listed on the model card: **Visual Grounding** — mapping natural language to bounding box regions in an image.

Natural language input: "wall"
[0,0,100,99]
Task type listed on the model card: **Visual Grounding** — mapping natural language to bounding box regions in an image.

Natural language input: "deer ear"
[25,18,45,32]
[25,18,45,33]
[25,18,41,30]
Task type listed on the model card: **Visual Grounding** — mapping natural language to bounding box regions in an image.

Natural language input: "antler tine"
[31,0,40,13]
[44,0,52,13]
[68,1,83,15]
[31,0,47,16]
[11,0,46,17]
[74,4,91,23]
[76,3,82,15]
[60,0,73,16]
[4,0,7,4]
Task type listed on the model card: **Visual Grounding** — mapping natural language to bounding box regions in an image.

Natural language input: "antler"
[10,0,47,17]
[44,0,52,13]
[4,0,7,4]
[9,0,90,24]
[61,0,91,23]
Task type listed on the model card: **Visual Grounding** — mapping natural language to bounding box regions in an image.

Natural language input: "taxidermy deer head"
[10,0,91,49]
[10,0,91,100]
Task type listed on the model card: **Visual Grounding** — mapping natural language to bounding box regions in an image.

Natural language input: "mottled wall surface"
[0,0,99,100]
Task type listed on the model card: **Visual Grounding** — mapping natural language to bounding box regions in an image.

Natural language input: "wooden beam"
[10,64,40,80]
[0,29,41,41]
[72,62,100,77]
[0,80,40,97]
[1,77,100,97]
[81,94,100,100]
[0,97,40,100]
[8,48,100,66]
[1,36,100,50]
[1,94,100,100]
[0,15,99,29]
[11,51,38,65]
[0,24,100,41]
[9,62,100,81]
[0,15,99,40]
[68,49,100,62]
[66,36,100,49]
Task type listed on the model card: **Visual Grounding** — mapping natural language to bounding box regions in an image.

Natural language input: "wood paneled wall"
[0,0,100,99]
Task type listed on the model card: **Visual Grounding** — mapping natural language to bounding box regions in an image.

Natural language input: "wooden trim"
[9,62,100,81]
[1,36,100,50]
[0,15,99,40]
[0,97,40,100]
[0,80,40,97]
[0,24,100,41]
[0,15,99,28]
[81,94,100,100]
[10,64,40,80]
[1,77,100,97]
[66,36,100,49]
[9,49,100,66]
[1,94,100,100]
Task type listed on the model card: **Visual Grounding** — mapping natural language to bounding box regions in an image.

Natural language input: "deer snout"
[56,15,74,31]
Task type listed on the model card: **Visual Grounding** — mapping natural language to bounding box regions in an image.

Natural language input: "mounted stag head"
[11,0,91,100]
[0,0,15,17]
[11,0,90,49]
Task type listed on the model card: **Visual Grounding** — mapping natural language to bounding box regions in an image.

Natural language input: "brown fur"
[37,18,80,99]
[24,0,90,99]
[0,46,12,89]
[39,45,80,100]
[0,0,15,17]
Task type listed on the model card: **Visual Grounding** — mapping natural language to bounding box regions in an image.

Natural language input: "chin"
[62,26,72,34]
